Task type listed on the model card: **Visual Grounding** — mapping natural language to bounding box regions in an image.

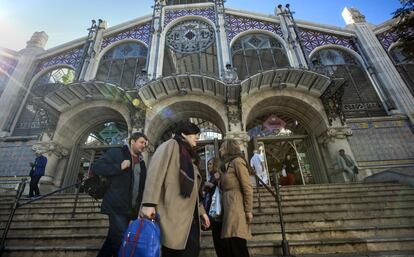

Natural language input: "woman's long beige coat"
[220,157,253,240]
[141,139,206,250]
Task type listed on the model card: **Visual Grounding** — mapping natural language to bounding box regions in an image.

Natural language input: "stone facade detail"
[318,126,353,145]
[36,47,84,73]
[32,142,69,159]
[0,55,18,76]
[101,22,152,49]
[164,7,216,26]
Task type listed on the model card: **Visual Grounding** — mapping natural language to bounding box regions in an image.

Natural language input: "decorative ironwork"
[166,20,215,54]
[101,22,152,49]
[321,80,346,126]
[225,14,283,43]
[0,55,18,76]
[164,7,216,26]
[36,47,84,73]
[297,28,358,56]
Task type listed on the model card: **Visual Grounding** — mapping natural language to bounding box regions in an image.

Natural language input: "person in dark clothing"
[28,151,47,197]
[91,132,148,257]
[282,154,296,185]
[203,157,226,257]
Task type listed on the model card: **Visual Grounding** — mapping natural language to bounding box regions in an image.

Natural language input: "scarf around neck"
[174,135,196,198]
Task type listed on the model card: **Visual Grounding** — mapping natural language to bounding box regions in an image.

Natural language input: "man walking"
[28,150,47,198]
[337,149,358,182]
[91,132,148,257]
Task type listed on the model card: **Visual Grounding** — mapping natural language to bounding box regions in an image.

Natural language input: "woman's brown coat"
[141,139,206,250]
[220,157,253,240]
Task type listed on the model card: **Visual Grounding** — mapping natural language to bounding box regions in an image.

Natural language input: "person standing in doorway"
[337,149,358,182]
[140,121,210,257]
[283,154,297,185]
[250,149,268,184]
[92,132,148,257]
[28,150,47,198]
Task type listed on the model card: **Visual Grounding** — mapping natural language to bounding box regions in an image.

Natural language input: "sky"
[0,0,402,51]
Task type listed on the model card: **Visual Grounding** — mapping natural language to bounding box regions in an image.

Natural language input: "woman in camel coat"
[219,139,253,257]
[140,121,210,257]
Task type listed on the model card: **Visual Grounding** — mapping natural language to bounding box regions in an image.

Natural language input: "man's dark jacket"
[91,145,146,216]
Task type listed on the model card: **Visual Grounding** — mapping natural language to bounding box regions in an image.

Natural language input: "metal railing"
[0,178,84,256]
[254,174,294,257]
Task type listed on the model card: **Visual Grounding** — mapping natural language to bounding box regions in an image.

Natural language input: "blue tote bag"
[118,216,161,257]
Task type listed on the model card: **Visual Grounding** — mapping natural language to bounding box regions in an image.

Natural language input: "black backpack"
[83,170,108,200]
[83,146,130,200]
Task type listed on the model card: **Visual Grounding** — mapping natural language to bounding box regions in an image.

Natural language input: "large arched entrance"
[145,99,226,179]
[244,93,330,185]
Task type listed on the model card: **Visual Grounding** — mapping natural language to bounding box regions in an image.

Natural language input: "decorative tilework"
[36,47,84,73]
[297,28,358,55]
[348,119,414,162]
[376,27,414,51]
[0,55,18,76]
[164,7,216,27]
[0,141,35,176]
[224,14,283,43]
[376,29,399,51]
[101,22,152,49]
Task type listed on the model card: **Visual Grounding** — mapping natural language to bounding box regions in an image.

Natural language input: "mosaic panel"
[0,141,36,176]
[36,47,83,73]
[348,119,414,162]
[225,14,283,43]
[164,7,216,26]
[297,28,358,55]
[0,55,18,76]
[101,22,152,49]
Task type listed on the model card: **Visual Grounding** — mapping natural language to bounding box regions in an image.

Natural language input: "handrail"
[254,174,294,257]
[0,178,83,256]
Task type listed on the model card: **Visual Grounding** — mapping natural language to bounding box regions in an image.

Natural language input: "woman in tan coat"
[140,121,210,257]
[219,139,253,257]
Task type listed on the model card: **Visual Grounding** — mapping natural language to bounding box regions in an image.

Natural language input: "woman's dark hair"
[174,120,200,135]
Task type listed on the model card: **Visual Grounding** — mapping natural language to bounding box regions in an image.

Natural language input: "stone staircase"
[1,182,414,257]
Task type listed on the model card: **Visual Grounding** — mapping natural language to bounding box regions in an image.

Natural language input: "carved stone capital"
[131,108,146,131]
[32,142,69,159]
[318,126,353,145]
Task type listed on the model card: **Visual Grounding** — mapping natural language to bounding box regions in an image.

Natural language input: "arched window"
[232,33,290,80]
[13,67,74,136]
[389,46,414,96]
[163,19,218,77]
[96,42,147,89]
[312,48,386,118]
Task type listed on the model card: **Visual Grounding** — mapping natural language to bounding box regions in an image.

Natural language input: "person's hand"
[201,213,210,229]
[140,206,156,220]
[29,162,34,167]
[121,160,131,170]
[245,212,253,224]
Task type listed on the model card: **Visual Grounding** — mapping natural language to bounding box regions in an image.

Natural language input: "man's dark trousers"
[29,175,42,197]
[96,213,130,257]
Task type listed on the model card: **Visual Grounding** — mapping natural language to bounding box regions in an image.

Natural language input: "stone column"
[0,32,48,136]
[147,1,164,79]
[318,124,355,183]
[32,141,69,191]
[275,5,308,69]
[214,0,230,78]
[342,7,414,124]
[82,20,108,81]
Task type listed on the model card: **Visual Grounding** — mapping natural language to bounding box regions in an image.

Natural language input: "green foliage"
[61,69,75,85]
[392,0,414,58]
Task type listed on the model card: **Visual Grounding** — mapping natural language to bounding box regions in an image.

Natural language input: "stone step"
[4,237,414,257]
[261,250,414,257]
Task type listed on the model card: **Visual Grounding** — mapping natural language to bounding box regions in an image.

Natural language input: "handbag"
[118,216,161,257]
[208,186,222,219]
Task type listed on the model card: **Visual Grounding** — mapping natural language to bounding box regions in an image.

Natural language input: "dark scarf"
[174,134,198,198]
